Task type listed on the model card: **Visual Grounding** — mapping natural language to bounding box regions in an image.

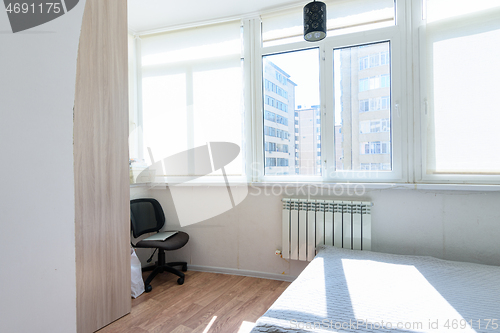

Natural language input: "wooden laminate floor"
[98,270,290,333]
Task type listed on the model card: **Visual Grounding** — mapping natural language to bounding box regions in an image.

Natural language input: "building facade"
[294,105,322,175]
[263,59,296,175]
[337,42,392,171]
[263,42,391,176]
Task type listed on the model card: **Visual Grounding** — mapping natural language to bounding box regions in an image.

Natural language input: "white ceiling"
[128,0,303,33]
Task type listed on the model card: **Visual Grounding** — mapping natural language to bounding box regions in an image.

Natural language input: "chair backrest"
[130,198,166,238]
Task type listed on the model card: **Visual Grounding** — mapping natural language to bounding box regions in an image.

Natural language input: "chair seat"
[136,231,189,251]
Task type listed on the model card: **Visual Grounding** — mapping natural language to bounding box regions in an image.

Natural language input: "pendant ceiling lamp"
[303,0,327,42]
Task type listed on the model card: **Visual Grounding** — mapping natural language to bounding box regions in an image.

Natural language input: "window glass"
[425,2,500,174]
[334,41,392,171]
[138,21,244,178]
[262,49,320,176]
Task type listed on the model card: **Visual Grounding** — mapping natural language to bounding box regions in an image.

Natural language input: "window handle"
[424,98,428,115]
[395,102,400,118]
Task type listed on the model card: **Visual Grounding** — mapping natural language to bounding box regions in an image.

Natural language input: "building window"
[266,157,277,166]
[359,78,370,92]
[276,115,288,125]
[381,118,390,132]
[361,163,391,170]
[370,98,380,111]
[381,96,390,110]
[359,56,369,70]
[381,74,390,88]
[369,76,380,90]
[277,158,289,167]
[360,141,391,155]
[264,111,276,122]
[381,51,389,65]
[359,99,369,112]
[360,52,390,70]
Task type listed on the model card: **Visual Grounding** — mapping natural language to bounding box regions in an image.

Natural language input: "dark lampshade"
[303,0,327,42]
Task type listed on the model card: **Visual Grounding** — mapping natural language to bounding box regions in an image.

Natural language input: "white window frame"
[413,0,500,185]
[252,0,407,183]
[129,0,500,187]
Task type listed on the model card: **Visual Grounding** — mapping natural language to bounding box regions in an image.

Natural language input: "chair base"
[141,249,187,292]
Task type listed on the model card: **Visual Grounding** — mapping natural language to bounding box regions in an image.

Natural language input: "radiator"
[282,198,372,261]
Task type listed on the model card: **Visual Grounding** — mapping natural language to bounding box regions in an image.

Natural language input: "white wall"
[0,3,86,332]
[131,185,500,280]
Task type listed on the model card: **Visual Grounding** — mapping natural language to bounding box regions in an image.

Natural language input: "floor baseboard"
[188,265,297,282]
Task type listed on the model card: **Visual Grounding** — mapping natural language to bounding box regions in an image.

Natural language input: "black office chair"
[130,198,189,292]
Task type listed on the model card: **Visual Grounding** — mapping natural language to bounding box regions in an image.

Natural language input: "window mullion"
[249,17,264,182]
[321,44,335,181]
[243,18,256,181]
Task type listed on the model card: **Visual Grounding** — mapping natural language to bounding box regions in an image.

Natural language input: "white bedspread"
[251,246,500,333]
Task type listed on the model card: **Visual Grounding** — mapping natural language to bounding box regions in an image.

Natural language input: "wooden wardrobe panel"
[74,0,130,332]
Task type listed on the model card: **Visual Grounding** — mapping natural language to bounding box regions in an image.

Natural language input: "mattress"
[251,246,500,333]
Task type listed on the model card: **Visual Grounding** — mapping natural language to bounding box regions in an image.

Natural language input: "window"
[262,49,320,176]
[276,115,288,125]
[369,76,380,90]
[370,98,380,111]
[381,118,390,132]
[360,119,390,134]
[360,121,370,134]
[381,96,390,110]
[359,52,390,70]
[133,20,244,180]
[359,78,370,92]
[335,41,393,172]
[359,56,369,70]
[361,163,391,170]
[266,157,277,166]
[422,0,500,179]
[130,0,449,184]
[264,111,276,122]
[381,51,389,65]
[381,74,390,88]
[359,99,369,112]
[277,158,289,167]
[360,141,391,155]
[370,121,381,133]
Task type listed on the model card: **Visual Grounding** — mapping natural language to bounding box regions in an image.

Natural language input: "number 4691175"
[6,3,62,14]
[444,319,498,330]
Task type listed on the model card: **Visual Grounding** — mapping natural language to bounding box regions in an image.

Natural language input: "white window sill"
[130,181,500,192]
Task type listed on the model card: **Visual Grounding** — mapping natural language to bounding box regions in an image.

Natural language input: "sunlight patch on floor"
[202,316,217,333]
[237,321,256,333]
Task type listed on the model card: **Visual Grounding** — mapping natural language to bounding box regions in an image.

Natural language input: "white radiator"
[282,198,372,261]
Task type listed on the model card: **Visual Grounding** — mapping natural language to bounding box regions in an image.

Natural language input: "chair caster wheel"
[182,264,187,272]
[145,285,152,293]
[177,277,184,285]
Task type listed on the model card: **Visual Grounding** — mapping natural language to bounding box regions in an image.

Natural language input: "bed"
[251,246,500,333]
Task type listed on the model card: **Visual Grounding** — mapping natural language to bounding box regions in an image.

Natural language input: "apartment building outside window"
[262,49,318,176]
